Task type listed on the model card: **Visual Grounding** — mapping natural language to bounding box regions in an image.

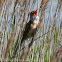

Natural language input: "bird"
[21,10,39,43]
[12,10,39,57]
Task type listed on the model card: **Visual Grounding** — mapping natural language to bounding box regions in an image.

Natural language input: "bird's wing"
[21,21,33,42]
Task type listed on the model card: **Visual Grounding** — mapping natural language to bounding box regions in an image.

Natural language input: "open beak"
[34,10,37,16]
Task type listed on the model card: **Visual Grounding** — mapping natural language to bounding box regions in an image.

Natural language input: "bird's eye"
[31,11,34,14]
[31,12,33,14]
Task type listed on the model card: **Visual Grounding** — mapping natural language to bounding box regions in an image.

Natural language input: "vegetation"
[0,0,62,62]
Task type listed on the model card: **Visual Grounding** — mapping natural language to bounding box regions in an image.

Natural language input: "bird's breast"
[31,23,37,29]
[27,23,37,37]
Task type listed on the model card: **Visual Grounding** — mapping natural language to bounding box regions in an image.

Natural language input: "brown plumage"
[21,21,37,43]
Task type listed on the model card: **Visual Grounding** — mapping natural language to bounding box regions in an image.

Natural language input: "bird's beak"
[34,10,37,16]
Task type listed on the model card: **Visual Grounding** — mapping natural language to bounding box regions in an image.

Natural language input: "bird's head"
[30,10,39,24]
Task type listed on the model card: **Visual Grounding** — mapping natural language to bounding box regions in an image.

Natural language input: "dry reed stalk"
[49,4,59,62]
[52,0,62,62]
[59,0,62,9]
[0,0,6,20]
[0,0,4,13]
[48,2,58,62]
[2,0,13,55]
[40,3,52,62]
[4,0,19,59]
[52,19,62,62]
[4,28,16,58]
[0,0,7,59]
[19,0,49,62]
[52,46,62,62]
